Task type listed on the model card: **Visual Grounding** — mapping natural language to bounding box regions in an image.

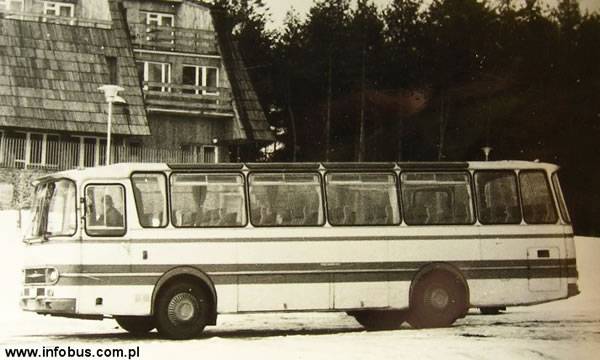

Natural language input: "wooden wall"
[142,113,228,148]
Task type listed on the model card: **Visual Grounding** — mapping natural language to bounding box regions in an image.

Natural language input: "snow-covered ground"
[1,210,599,359]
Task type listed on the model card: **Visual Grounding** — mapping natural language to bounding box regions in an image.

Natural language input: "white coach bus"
[20,161,579,339]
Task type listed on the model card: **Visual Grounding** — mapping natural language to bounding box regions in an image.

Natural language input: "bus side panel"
[128,234,239,314]
[235,229,389,312]
[76,286,155,316]
[563,226,578,292]
[386,226,481,308]
[474,224,567,307]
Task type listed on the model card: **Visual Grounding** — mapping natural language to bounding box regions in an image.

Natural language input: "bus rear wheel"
[155,281,210,340]
[408,271,467,329]
[351,310,407,330]
[115,316,155,335]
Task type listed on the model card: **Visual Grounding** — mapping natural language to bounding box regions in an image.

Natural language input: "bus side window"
[475,171,521,225]
[326,173,400,226]
[249,173,324,227]
[519,171,558,224]
[400,172,474,225]
[170,173,246,228]
[85,184,126,236]
[131,173,168,228]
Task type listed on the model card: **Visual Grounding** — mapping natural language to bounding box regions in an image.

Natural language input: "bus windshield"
[28,179,77,241]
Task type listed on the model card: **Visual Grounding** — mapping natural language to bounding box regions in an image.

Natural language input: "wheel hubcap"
[167,292,198,324]
[428,288,449,310]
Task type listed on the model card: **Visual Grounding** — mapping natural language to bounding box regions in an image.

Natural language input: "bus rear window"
[519,171,558,224]
[475,171,521,224]
[552,172,571,224]
[326,173,400,226]
[170,173,246,227]
[249,173,324,226]
[401,172,474,225]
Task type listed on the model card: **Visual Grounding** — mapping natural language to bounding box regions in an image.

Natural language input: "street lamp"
[481,146,493,161]
[98,85,126,165]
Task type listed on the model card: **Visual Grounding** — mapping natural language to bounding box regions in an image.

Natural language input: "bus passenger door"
[79,183,133,316]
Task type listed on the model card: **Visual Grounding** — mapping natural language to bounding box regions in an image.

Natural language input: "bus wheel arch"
[151,267,218,326]
[408,262,470,328]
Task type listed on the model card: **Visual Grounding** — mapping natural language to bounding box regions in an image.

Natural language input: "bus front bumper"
[20,297,76,314]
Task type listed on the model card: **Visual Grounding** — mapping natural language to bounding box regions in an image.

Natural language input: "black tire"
[351,310,407,330]
[155,281,210,340]
[480,306,505,315]
[407,271,467,329]
[115,316,155,335]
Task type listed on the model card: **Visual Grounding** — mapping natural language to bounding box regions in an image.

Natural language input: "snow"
[1,210,599,359]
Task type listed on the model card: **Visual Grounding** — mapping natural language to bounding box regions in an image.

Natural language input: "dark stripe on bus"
[50,258,577,286]
[51,258,576,274]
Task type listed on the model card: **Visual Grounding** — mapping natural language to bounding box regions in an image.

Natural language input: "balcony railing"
[0,10,112,28]
[142,82,233,114]
[0,137,208,171]
[129,23,218,54]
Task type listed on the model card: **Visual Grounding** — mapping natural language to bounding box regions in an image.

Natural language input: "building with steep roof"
[0,0,273,169]
[122,0,273,163]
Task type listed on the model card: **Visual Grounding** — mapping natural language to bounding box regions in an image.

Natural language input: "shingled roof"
[211,9,274,143]
[0,0,149,136]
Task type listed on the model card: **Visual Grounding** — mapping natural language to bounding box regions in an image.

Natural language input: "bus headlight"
[47,268,59,284]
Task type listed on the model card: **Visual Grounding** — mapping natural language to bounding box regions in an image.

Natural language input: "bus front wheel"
[408,271,467,329]
[351,310,407,330]
[155,281,210,340]
[115,316,155,335]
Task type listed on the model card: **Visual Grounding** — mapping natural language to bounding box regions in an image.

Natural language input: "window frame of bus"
[324,171,401,226]
[399,170,476,226]
[474,170,523,225]
[131,172,169,229]
[30,178,78,239]
[518,170,559,225]
[169,172,248,228]
[248,171,325,227]
[551,172,572,224]
[83,183,127,237]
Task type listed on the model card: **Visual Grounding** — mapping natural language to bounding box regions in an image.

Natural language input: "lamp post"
[98,85,126,165]
[481,146,493,161]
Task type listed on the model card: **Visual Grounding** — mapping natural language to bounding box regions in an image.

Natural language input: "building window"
[202,146,217,163]
[137,61,171,92]
[72,136,107,168]
[43,1,75,17]
[182,65,219,95]
[6,132,59,168]
[0,0,24,12]
[144,12,174,27]
[181,144,218,164]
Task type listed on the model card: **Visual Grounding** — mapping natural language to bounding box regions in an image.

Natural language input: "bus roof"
[35,160,560,184]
